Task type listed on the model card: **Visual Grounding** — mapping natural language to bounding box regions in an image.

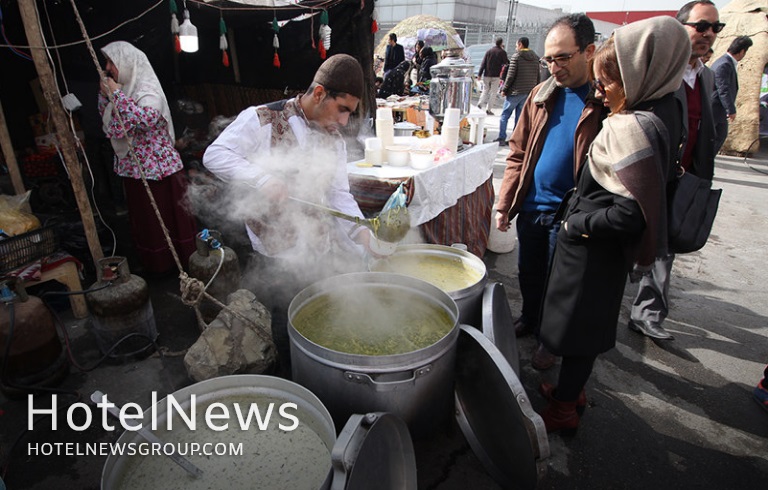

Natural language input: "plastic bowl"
[409,149,434,170]
[386,145,411,167]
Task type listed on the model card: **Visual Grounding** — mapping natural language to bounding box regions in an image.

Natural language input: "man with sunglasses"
[628,0,721,341]
[495,13,606,370]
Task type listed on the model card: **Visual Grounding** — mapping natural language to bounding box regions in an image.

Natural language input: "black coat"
[384,43,405,73]
[540,163,645,357]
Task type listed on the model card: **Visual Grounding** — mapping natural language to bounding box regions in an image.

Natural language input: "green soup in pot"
[292,285,454,356]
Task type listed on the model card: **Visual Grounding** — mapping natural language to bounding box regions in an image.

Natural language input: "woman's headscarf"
[613,16,691,109]
[101,41,175,158]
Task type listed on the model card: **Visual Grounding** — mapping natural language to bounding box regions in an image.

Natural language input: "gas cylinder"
[188,229,241,322]
[85,257,157,359]
[0,281,68,398]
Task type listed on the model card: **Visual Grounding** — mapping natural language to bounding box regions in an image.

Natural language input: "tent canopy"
[374,15,465,68]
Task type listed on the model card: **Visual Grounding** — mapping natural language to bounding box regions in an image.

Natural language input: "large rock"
[711,0,768,153]
[184,289,276,382]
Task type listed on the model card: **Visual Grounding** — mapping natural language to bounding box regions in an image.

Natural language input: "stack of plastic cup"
[442,108,461,155]
[375,107,394,162]
[364,137,383,166]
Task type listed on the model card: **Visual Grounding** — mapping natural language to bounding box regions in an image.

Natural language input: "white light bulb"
[179,9,198,53]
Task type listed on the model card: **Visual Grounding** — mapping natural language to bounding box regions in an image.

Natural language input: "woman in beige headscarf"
[99,41,196,274]
[536,16,691,434]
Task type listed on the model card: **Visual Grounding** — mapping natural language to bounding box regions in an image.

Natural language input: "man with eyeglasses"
[495,13,606,370]
[628,0,721,341]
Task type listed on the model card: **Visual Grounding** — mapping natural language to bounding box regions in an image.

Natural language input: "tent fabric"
[374,15,465,73]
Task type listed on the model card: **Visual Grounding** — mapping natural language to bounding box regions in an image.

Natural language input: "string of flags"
[166,1,352,69]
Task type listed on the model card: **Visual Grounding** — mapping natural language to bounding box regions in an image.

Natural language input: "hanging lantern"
[219,16,229,67]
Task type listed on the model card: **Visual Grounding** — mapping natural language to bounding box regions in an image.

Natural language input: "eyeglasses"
[539,50,581,69]
[682,21,726,33]
[592,79,606,97]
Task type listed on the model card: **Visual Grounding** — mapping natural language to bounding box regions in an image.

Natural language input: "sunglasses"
[592,79,606,97]
[682,21,726,33]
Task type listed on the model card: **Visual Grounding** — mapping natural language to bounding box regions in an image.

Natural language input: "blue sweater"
[523,83,590,212]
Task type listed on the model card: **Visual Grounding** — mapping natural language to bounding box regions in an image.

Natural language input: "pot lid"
[481,282,520,376]
[331,412,417,490]
[454,325,549,489]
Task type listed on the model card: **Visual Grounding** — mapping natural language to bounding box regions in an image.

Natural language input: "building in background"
[374,1,622,59]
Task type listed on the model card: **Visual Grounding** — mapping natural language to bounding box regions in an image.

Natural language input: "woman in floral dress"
[99,41,196,274]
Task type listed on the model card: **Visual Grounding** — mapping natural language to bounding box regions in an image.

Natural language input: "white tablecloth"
[347,142,497,226]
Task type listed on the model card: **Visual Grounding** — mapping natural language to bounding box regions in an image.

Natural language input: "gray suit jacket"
[675,66,716,181]
[711,54,738,117]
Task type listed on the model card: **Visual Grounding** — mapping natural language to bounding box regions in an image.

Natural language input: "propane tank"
[188,229,241,322]
[85,257,157,360]
[0,280,68,398]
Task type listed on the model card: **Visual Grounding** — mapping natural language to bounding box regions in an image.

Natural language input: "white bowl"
[386,145,411,167]
[409,149,434,170]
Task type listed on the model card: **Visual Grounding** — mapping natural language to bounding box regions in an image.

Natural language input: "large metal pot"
[288,272,459,437]
[101,375,337,489]
[428,55,474,122]
[369,244,488,326]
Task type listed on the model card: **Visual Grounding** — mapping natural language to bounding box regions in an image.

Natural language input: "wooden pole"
[18,0,103,265]
[0,99,26,195]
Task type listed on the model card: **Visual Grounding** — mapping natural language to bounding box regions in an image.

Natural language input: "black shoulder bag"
[667,163,722,254]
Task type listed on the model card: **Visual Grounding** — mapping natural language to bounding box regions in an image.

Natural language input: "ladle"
[288,197,410,243]
[90,391,204,479]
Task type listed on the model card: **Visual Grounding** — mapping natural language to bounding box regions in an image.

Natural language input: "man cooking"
[203,54,375,377]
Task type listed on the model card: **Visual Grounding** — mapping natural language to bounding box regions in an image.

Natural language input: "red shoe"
[531,343,559,370]
[540,382,587,415]
[539,398,580,435]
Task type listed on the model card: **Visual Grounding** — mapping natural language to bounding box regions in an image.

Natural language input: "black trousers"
[554,354,598,402]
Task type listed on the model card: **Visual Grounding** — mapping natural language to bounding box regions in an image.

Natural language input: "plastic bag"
[382,182,407,213]
[0,191,40,236]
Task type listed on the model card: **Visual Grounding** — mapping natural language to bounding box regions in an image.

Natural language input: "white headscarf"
[101,41,175,158]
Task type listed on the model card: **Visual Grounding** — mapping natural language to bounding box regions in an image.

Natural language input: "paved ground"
[1,110,767,489]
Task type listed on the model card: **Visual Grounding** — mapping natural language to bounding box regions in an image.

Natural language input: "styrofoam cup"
[376,107,393,121]
[365,137,382,151]
[444,108,461,127]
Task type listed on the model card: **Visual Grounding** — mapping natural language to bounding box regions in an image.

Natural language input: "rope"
[66,0,272,344]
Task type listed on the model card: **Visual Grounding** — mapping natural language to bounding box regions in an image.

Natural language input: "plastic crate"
[0,225,59,274]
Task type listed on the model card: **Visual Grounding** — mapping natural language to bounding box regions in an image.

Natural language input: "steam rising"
[187,129,368,287]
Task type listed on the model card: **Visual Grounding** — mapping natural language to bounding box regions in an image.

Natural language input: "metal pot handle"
[343,365,432,392]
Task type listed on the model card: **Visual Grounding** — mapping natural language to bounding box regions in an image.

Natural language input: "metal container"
[393,121,421,137]
[288,272,459,437]
[101,375,418,490]
[85,257,157,359]
[0,282,67,398]
[428,55,474,122]
[369,244,488,326]
[188,229,241,322]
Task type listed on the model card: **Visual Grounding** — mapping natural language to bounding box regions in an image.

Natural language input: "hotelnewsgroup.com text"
[28,441,243,457]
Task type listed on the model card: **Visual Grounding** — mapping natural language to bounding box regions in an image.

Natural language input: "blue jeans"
[516,210,560,329]
[498,93,528,141]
